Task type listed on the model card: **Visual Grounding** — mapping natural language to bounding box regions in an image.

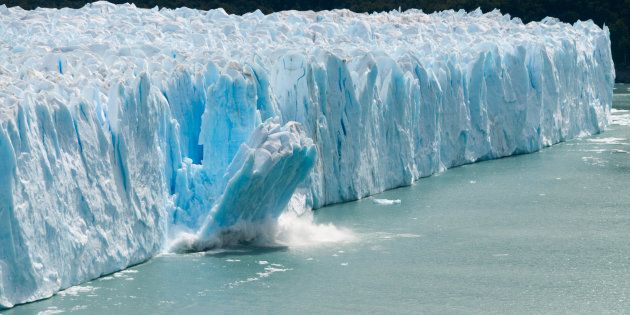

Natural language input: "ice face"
[0,2,614,308]
[168,119,317,252]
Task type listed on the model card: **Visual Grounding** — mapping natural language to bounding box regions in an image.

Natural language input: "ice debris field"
[0,1,614,308]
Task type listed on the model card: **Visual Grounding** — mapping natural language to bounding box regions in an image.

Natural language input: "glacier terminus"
[0,2,614,308]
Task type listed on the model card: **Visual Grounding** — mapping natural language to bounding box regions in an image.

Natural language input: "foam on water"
[274,211,358,247]
[56,286,97,297]
[611,109,630,126]
[586,137,628,144]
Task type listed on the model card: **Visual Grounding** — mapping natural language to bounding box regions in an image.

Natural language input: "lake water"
[6,85,630,314]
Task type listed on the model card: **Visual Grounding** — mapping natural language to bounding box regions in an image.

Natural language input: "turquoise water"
[6,86,630,314]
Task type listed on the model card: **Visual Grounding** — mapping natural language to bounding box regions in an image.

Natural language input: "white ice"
[372,198,402,205]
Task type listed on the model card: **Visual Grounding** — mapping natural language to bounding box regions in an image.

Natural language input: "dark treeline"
[2,0,629,82]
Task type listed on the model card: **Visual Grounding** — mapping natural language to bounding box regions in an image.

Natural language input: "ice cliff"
[0,2,614,308]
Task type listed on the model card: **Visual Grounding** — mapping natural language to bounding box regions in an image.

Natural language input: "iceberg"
[0,2,614,308]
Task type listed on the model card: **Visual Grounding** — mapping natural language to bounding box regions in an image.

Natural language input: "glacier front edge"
[0,3,614,308]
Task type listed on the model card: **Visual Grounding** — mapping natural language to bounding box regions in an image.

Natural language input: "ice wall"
[169,119,317,252]
[0,2,614,308]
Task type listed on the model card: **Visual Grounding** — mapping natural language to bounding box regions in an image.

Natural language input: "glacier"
[0,1,614,308]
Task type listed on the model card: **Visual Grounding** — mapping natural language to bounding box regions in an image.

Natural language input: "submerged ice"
[0,2,614,308]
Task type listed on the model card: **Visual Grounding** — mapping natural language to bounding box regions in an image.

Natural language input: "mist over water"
[6,85,630,314]
[273,211,358,247]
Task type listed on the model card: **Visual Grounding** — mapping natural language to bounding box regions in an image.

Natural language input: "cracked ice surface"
[0,2,614,308]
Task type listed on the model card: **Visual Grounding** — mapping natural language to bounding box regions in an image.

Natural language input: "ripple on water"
[581,156,608,166]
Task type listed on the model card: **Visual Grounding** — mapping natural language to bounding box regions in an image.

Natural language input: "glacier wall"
[0,2,614,308]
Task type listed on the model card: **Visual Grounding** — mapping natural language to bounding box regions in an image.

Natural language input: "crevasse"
[0,2,614,308]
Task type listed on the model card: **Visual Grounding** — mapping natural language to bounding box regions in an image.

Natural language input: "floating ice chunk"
[229,265,291,287]
[256,266,291,278]
[57,286,98,297]
[372,198,402,205]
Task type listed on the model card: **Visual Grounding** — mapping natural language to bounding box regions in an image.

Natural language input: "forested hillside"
[2,0,628,82]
